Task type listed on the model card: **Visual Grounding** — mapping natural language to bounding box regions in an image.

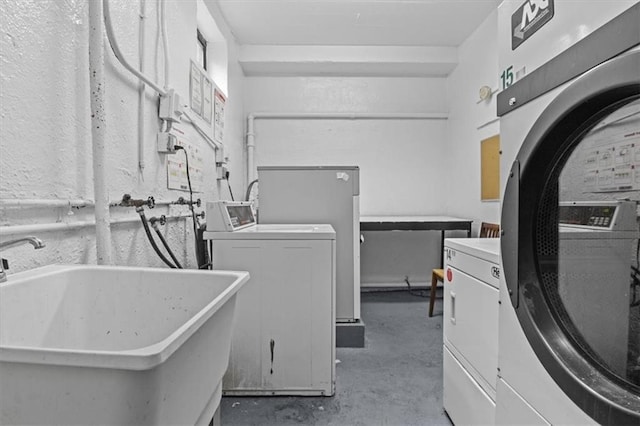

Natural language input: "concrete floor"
[220,290,451,426]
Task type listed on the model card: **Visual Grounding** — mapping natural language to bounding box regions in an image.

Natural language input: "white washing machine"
[558,201,637,377]
[203,201,336,396]
[497,1,640,424]
[442,238,501,426]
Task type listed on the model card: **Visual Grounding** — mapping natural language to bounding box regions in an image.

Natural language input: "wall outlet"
[217,163,228,180]
[157,132,177,154]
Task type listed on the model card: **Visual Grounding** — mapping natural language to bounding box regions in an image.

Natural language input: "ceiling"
[216,0,501,47]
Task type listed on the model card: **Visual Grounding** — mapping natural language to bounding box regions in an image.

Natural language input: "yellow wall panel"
[481,135,500,201]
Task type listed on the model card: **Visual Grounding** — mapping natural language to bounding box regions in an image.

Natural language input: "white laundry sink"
[0,264,249,425]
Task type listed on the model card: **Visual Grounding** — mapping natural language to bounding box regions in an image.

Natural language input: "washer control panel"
[559,201,636,231]
[206,200,256,231]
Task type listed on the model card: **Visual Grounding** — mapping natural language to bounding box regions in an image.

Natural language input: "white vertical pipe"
[88,0,113,265]
[138,0,146,173]
[160,0,170,88]
[246,114,256,184]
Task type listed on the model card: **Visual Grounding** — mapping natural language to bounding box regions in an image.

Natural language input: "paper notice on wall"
[167,126,204,193]
[202,77,213,125]
[582,130,639,193]
[214,89,226,145]
[190,62,203,117]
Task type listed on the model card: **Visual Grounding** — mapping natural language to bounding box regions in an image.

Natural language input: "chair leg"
[429,271,438,317]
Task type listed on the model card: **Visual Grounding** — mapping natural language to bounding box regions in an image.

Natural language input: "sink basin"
[0,264,249,425]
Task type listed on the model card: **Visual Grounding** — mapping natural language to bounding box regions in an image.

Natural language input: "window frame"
[196,30,207,71]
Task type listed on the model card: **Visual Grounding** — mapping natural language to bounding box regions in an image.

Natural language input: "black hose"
[137,207,176,268]
[151,221,183,269]
[195,223,211,270]
[226,171,235,201]
[245,179,258,202]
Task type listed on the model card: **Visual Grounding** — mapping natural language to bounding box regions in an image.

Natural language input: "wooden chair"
[428,222,500,317]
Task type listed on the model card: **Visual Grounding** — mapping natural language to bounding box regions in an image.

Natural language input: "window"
[196,30,207,70]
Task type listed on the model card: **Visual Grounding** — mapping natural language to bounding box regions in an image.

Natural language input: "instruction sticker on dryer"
[511,0,554,50]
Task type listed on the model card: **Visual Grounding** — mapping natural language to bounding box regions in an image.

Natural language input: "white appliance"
[257,166,360,323]
[204,201,336,396]
[558,201,637,377]
[498,2,640,424]
[443,238,501,426]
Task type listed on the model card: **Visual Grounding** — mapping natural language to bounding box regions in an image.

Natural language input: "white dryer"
[497,2,640,424]
[442,238,501,425]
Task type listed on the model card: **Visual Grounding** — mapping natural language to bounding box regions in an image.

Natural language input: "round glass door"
[552,98,640,387]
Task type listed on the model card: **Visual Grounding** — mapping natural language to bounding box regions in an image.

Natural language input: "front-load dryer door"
[501,49,640,424]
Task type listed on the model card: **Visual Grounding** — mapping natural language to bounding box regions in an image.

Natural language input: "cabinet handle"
[450,291,456,325]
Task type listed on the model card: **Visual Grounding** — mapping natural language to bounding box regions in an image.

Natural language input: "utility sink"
[0,264,249,425]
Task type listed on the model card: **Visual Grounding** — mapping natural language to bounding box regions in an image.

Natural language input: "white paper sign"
[214,89,226,145]
[167,126,204,193]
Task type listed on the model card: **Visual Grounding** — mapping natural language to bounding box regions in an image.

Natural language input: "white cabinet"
[443,238,500,425]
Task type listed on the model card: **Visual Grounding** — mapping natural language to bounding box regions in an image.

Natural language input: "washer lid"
[445,238,500,265]
[203,224,336,240]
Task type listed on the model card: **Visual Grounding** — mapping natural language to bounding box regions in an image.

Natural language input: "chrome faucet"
[0,236,46,283]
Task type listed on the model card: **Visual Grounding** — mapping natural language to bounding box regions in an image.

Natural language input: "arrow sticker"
[511,0,554,50]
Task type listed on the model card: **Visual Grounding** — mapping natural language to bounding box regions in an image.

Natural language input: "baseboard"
[361,281,429,290]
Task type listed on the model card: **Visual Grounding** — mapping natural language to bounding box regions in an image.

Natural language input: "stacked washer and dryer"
[497,1,640,424]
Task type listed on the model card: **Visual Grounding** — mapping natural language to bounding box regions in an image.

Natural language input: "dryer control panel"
[558,201,636,231]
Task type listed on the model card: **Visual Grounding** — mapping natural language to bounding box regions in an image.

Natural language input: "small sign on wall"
[214,89,226,145]
[582,130,639,193]
[167,125,204,193]
[481,135,501,201]
[189,60,213,124]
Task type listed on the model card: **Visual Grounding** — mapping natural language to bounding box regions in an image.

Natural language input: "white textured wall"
[0,0,245,273]
[445,10,501,234]
[245,76,448,286]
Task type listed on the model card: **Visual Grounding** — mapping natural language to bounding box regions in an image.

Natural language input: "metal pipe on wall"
[0,199,192,209]
[0,214,192,237]
[245,111,449,185]
[0,199,94,209]
[88,0,113,265]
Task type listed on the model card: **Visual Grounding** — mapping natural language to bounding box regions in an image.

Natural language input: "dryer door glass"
[547,98,640,387]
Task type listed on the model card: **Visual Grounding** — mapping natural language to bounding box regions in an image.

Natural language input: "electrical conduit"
[104,0,224,171]
[89,0,113,265]
[103,0,166,96]
[160,0,170,88]
[138,0,146,172]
